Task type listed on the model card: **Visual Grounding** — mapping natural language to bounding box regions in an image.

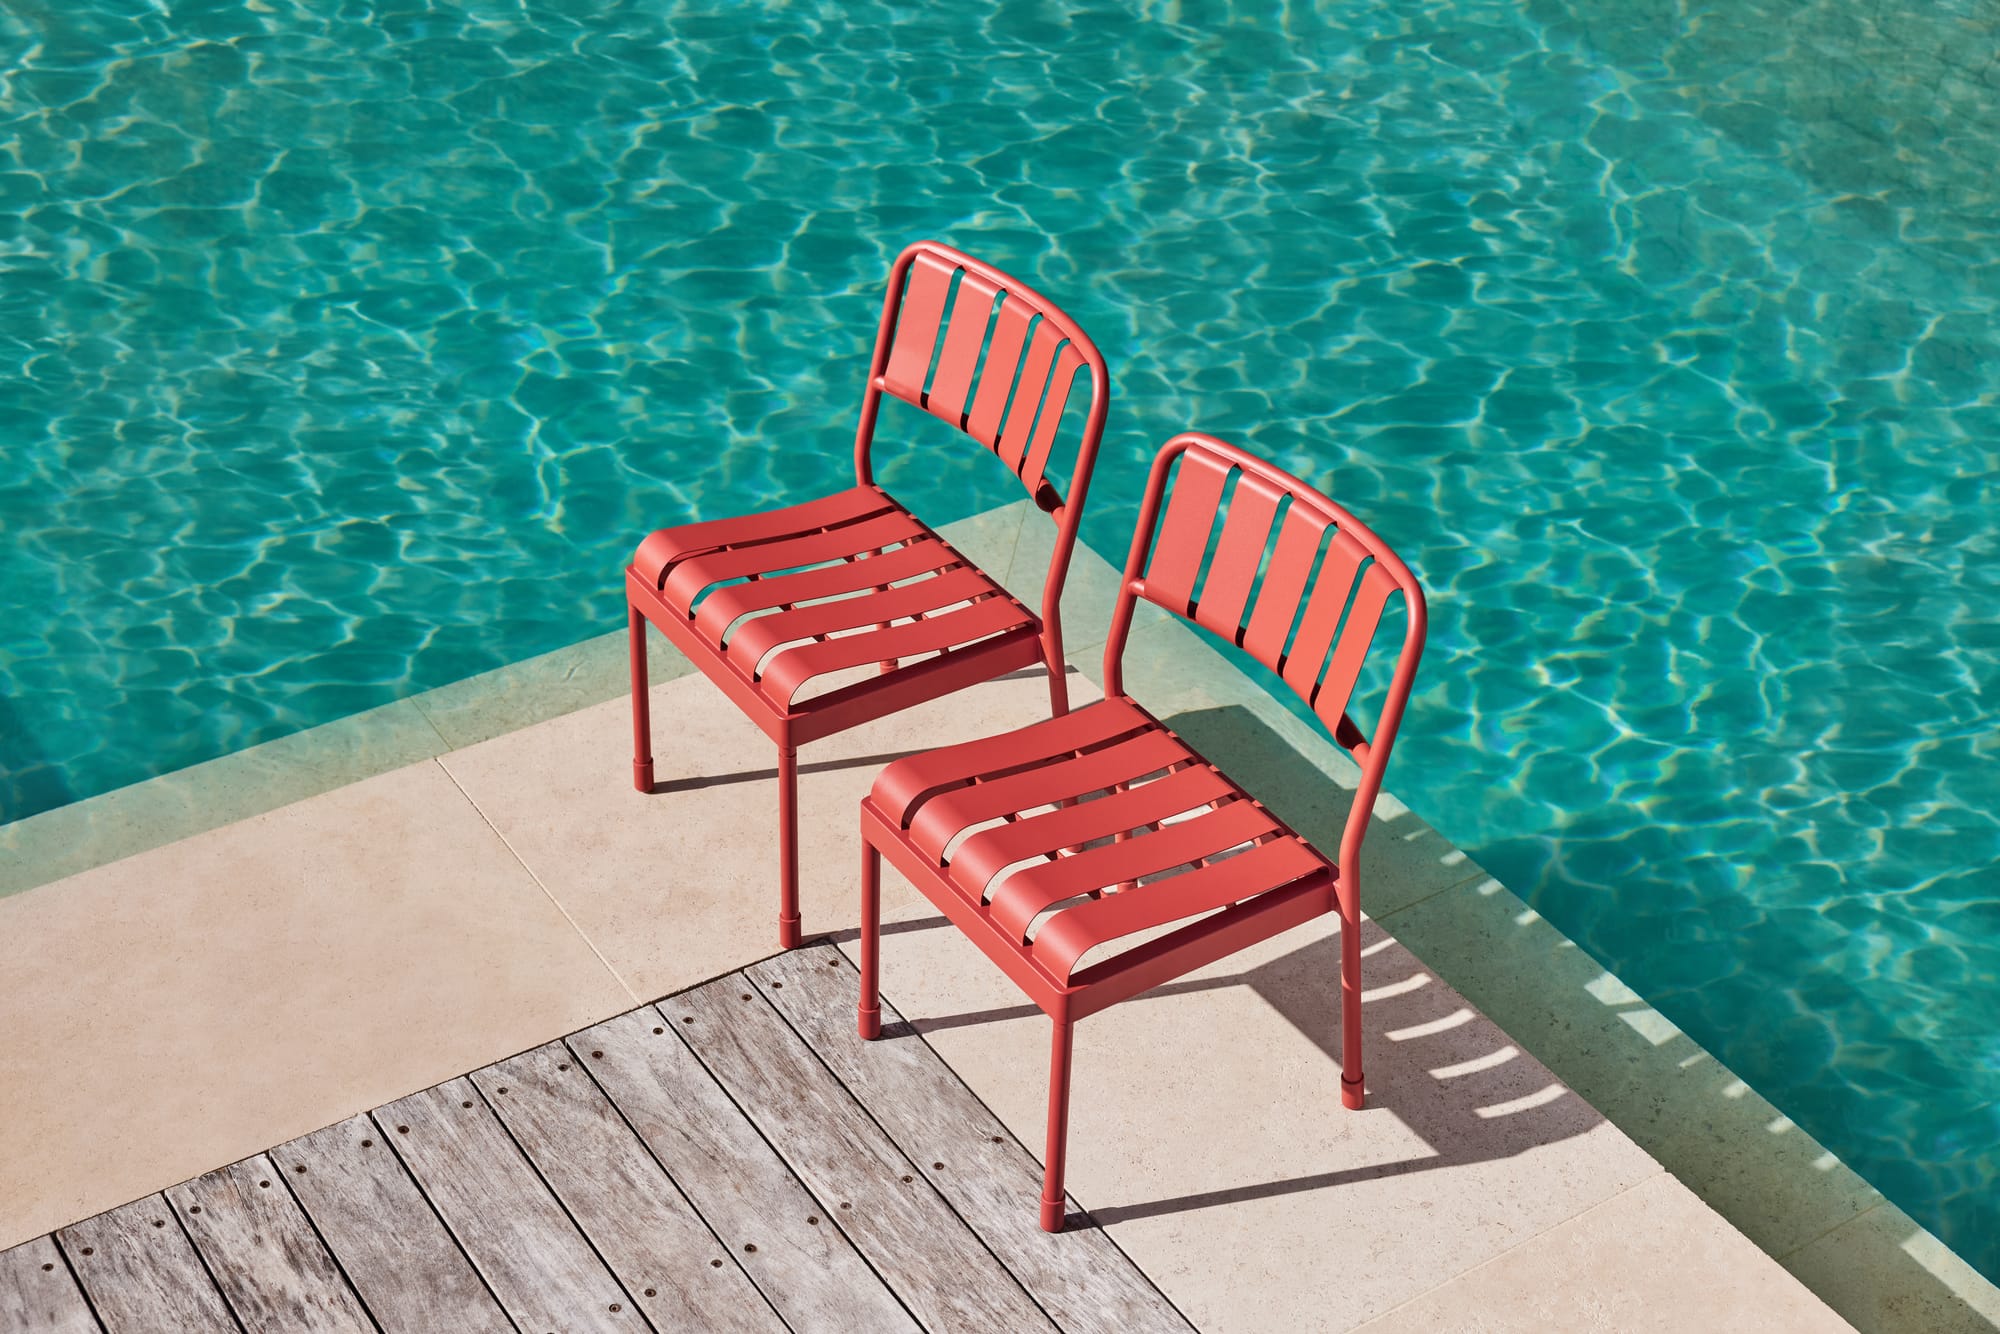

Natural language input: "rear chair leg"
[777,744,802,949]
[1340,889,1366,1110]
[858,840,882,1039]
[1041,1017,1074,1232]
[629,605,654,792]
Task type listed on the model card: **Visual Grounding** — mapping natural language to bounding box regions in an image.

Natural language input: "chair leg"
[1340,890,1366,1110]
[629,605,654,792]
[858,840,882,1039]
[777,744,802,949]
[1040,1016,1074,1232]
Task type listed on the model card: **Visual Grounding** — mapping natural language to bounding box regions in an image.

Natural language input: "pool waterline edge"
[3,497,1994,1333]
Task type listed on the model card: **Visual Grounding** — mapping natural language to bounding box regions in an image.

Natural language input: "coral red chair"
[627,241,1109,949]
[858,431,1427,1231]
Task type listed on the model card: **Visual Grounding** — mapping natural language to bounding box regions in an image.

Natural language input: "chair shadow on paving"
[831,700,1606,1231]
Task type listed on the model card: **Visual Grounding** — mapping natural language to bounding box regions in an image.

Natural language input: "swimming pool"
[3,0,1995,1281]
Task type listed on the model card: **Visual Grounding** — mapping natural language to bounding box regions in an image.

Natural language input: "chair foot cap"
[1341,1075,1365,1111]
[632,760,654,792]
[778,916,802,950]
[1039,1198,1066,1233]
[858,1008,880,1040]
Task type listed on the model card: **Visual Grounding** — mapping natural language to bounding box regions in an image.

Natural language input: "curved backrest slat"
[881,251,955,405]
[1279,525,1371,705]
[1191,470,1286,642]
[1106,435,1428,818]
[862,242,1106,517]
[926,269,1000,425]
[966,299,1035,449]
[854,240,1111,676]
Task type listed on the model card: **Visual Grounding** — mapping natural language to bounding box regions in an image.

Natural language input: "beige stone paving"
[437,664,1090,1002]
[840,898,1671,1333]
[1348,1172,1850,1333]
[1785,1201,2000,1334]
[0,498,1975,1331]
[0,762,631,1253]
[1375,875,1886,1259]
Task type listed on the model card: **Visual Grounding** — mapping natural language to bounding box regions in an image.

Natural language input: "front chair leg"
[1041,1016,1074,1232]
[777,744,802,949]
[858,840,882,1039]
[629,605,654,792]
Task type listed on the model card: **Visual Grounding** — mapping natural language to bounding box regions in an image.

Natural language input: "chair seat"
[868,697,1333,986]
[630,484,1041,718]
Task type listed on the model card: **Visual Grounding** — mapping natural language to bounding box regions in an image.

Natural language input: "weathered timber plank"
[0,1234,100,1334]
[167,1155,374,1334]
[583,1004,918,1334]
[59,1196,239,1334]
[675,975,1057,1333]
[753,945,1197,1333]
[378,1078,644,1334]
[276,1115,510,1334]
[475,1043,784,1334]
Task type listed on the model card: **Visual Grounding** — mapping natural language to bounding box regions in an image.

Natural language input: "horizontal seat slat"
[1032,837,1327,981]
[632,486,894,587]
[661,509,927,610]
[989,798,1282,940]
[870,698,1153,828]
[727,565,1001,677]
[948,765,1236,900]
[908,728,1192,863]
[694,538,963,642]
[759,597,1035,710]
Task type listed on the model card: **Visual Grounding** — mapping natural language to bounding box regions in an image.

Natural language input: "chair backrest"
[1103,433,1428,874]
[853,241,1110,654]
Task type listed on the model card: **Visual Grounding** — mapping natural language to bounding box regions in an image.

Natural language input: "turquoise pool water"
[4,0,1996,1280]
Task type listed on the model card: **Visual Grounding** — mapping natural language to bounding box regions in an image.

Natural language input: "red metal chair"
[627,241,1109,949]
[858,431,1427,1231]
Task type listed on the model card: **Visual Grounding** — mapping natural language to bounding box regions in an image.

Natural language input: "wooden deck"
[0,943,1193,1334]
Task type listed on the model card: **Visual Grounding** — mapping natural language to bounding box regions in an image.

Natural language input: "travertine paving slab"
[0,761,630,1252]
[1377,874,1885,1258]
[0,696,448,899]
[440,665,1098,1000]
[1350,1173,1850,1333]
[1783,1202,2000,1334]
[844,899,1661,1333]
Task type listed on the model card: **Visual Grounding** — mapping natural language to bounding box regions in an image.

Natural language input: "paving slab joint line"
[431,758,640,1004]
[1372,865,1493,927]
[1776,1200,1886,1265]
